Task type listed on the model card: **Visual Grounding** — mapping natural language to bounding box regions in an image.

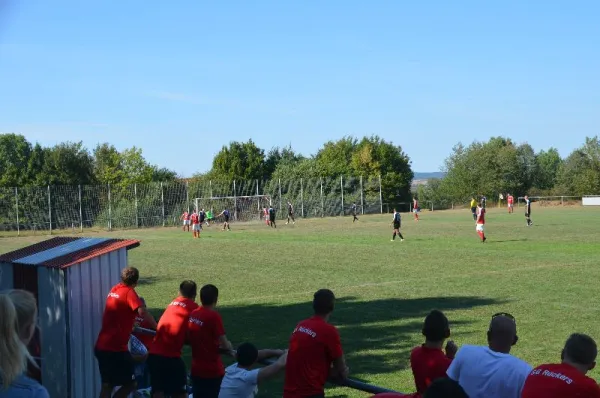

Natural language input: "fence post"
[278,179,283,219]
[233,180,237,221]
[256,180,260,211]
[47,185,52,234]
[360,176,364,215]
[209,180,213,199]
[340,176,344,216]
[378,175,383,214]
[161,182,165,227]
[320,178,324,217]
[134,183,139,228]
[431,201,434,212]
[300,178,304,218]
[561,196,564,206]
[186,181,190,213]
[78,185,83,232]
[15,187,19,237]
[108,184,112,231]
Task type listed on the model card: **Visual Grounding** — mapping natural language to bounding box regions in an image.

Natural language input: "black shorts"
[471,207,476,214]
[270,215,276,222]
[393,222,400,229]
[95,349,135,386]
[192,376,223,398]
[147,354,187,395]
[224,215,230,222]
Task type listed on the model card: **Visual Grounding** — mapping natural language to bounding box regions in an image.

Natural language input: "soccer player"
[133,297,158,352]
[413,197,420,221]
[191,210,201,238]
[286,201,295,225]
[521,333,600,397]
[481,195,487,209]
[410,310,457,395]
[95,267,150,398]
[148,281,199,398]
[189,284,235,398]
[263,207,270,226]
[207,209,214,225]
[181,210,190,232]
[268,206,276,228]
[476,201,487,243]
[391,209,404,242]
[283,289,348,398]
[216,209,231,231]
[200,208,207,227]
[351,202,359,222]
[524,195,533,226]
[470,197,477,221]
[507,193,514,214]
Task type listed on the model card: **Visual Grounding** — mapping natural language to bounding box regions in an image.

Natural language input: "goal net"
[194,195,272,223]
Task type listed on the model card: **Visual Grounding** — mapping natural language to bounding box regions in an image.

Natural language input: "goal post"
[194,195,272,222]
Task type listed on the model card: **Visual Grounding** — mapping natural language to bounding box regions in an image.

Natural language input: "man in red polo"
[148,281,199,398]
[284,289,349,398]
[521,333,600,397]
[95,267,149,398]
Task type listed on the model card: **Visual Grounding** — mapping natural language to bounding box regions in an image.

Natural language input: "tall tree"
[0,133,33,187]
[557,137,600,196]
[120,147,154,185]
[315,137,357,176]
[40,142,95,185]
[264,146,303,179]
[211,140,266,180]
[151,167,178,182]
[533,148,562,191]
[93,143,125,185]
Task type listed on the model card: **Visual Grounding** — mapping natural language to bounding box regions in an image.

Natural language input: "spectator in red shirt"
[410,310,458,395]
[283,289,349,398]
[133,297,158,351]
[148,280,199,398]
[95,267,150,398]
[521,333,600,397]
[189,284,235,398]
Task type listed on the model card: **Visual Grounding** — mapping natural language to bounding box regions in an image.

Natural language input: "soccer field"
[2,206,600,397]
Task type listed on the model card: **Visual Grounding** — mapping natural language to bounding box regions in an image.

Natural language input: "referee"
[524,195,533,226]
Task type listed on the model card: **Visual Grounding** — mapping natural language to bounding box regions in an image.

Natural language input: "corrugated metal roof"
[0,237,140,269]
[15,238,111,266]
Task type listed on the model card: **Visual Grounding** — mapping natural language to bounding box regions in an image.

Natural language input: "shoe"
[391,239,394,242]
[483,237,487,243]
[285,222,288,225]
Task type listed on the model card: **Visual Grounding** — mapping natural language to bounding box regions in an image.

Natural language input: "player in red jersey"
[189,284,235,398]
[476,201,487,243]
[284,289,349,398]
[132,297,158,352]
[263,207,270,226]
[95,267,149,398]
[413,197,420,221]
[507,194,514,214]
[148,281,199,398]
[180,211,190,232]
[191,210,201,238]
[522,333,600,398]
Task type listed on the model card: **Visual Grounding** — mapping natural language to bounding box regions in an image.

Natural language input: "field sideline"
[1,207,600,397]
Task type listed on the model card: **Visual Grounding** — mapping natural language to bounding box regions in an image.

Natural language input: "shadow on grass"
[149,295,504,397]
[489,238,529,243]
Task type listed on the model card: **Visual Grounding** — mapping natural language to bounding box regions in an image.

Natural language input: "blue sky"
[1,1,599,177]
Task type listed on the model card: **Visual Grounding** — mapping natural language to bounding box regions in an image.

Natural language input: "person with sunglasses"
[446,312,532,398]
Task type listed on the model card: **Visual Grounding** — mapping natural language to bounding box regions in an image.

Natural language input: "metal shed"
[0,236,140,398]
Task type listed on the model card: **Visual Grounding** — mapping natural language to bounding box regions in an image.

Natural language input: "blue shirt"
[0,374,49,398]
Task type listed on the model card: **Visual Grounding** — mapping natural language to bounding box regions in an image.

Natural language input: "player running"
[269,206,277,228]
[180,210,190,232]
[507,193,514,214]
[286,201,296,225]
[413,197,420,221]
[391,208,404,241]
[476,201,487,243]
[263,207,270,226]
[351,202,359,222]
[524,195,533,226]
[217,209,231,231]
[191,210,202,238]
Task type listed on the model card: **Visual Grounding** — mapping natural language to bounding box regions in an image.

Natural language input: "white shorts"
[193,224,201,231]
[508,203,513,208]
[476,224,485,232]
[183,220,190,225]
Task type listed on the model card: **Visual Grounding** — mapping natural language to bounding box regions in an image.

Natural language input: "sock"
[392,233,396,240]
[477,231,483,240]
[398,232,404,239]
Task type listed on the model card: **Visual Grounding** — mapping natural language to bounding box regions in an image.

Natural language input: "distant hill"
[414,172,445,180]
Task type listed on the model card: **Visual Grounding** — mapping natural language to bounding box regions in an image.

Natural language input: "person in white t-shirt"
[218,343,287,398]
[446,312,532,398]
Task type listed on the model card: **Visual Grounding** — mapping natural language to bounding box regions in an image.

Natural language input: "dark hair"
[236,342,259,367]
[200,284,219,306]
[121,267,140,286]
[179,280,197,299]
[313,289,335,315]
[423,310,450,342]
[563,333,597,365]
[423,378,468,398]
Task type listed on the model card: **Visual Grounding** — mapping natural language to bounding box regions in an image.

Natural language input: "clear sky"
[1,1,598,177]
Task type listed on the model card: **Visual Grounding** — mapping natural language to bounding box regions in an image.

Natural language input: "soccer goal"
[194,195,272,222]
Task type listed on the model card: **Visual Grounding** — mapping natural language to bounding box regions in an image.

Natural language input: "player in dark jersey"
[286,201,296,225]
[391,209,404,242]
[199,208,206,226]
[268,206,277,228]
[217,209,231,231]
[524,195,533,226]
[351,203,358,223]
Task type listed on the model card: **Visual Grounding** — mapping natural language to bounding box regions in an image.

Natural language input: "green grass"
[2,206,600,397]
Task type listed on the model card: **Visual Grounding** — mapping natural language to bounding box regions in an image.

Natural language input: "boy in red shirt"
[188,284,235,398]
[181,211,190,231]
[521,333,600,397]
[133,297,158,351]
[476,201,487,243]
[95,267,149,398]
[191,210,201,238]
[148,281,199,398]
[507,194,514,214]
[410,310,457,395]
[284,289,349,398]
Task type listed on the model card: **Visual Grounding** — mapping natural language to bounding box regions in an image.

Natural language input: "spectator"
[411,310,458,394]
[148,280,199,398]
[446,313,531,398]
[133,297,158,351]
[189,284,235,398]
[283,289,349,398]
[0,290,49,397]
[423,378,468,398]
[218,343,287,398]
[521,333,600,397]
[95,267,150,398]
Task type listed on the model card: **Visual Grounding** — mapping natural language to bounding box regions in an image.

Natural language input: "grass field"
[2,206,600,397]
